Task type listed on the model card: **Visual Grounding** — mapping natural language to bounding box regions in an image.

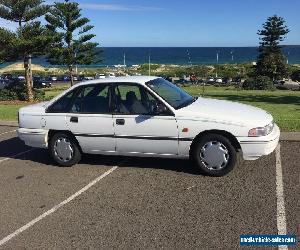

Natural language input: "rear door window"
[70,84,111,114]
[47,88,79,113]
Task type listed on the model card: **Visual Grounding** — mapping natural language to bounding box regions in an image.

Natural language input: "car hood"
[175,97,273,127]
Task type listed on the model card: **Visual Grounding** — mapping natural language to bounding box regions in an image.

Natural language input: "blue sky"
[1,0,299,47]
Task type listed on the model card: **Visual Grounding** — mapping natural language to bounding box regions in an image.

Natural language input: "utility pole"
[75,51,78,76]
[148,53,151,76]
[187,49,192,65]
[216,52,219,78]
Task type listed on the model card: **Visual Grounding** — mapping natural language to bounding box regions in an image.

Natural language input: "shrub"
[242,76,274,90]
[0,80,45,101]
[0,88,18,100]
[33,88,45,100]
[5,80,28,100]
[290,70,300,82]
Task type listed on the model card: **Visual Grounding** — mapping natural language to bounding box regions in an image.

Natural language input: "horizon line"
[99,45,300,48]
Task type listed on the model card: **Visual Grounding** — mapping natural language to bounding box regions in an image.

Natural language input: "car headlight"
[248,121,274,137]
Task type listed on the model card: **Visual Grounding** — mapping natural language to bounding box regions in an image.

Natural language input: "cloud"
[79,3,162,11]
[39,1,162,11]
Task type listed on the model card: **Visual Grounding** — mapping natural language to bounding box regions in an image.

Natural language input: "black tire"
[191,133,237,177]
[49,132,81,167]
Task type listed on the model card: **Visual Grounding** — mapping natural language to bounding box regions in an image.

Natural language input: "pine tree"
[0,27,15,63]
[0,0,49,101]
[256,15,289,81]
[45,0,100,86]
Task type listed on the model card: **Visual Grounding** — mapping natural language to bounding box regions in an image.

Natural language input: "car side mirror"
[150,102,168,115]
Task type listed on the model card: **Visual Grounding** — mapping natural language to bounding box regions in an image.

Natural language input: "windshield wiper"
[176,97,197,109]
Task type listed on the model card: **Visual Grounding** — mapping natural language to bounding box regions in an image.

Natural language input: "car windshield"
[146,78,196,109]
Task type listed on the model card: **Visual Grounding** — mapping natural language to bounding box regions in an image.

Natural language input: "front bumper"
[17,128,48,148]
[238,124,280,160]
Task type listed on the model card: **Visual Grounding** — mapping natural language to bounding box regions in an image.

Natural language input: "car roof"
[47,76,161,107]
[74,75,159,87]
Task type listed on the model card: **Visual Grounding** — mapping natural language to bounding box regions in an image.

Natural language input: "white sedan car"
[18,76,280,176]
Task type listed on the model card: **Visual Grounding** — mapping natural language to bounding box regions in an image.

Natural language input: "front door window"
[114,84,169,116]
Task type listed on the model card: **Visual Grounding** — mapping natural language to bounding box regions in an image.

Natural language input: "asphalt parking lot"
[0,125,299,249]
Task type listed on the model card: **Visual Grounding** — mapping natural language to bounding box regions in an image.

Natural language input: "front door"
[66,83,115,153]
[112,83,178,156]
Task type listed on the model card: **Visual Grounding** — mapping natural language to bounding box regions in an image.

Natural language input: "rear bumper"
[17,128,48,148]
[238,124,280,160]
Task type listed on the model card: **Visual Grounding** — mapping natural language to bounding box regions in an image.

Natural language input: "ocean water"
[8,46,300,67]
[97,47,300,66]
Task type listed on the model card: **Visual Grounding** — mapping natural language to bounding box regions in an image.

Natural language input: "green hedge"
[0,81,45,101]
[242,76,275,90]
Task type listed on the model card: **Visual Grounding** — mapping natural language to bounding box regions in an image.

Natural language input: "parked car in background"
[33,76,52,88]
[57,75,68,82]
[274,80,300,90]
[215,77,223,84]
[106,73,116,78]
[232,76,242,83]
[63,75,71,81]
[96,73,106,79]
[17,76,25,81]
[83,76,95,81]
[1,73,13,80]
[190,74,198,84]
[0,79,10,89]
[207,77,215,84]
[49,75,58,82]
[223,77,232,85]
[18,76,279,177]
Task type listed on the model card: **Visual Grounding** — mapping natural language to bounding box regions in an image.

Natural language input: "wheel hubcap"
[54,137,74,162]
[199,141,229,170]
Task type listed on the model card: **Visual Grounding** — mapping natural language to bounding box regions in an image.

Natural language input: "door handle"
[70,116,78,123]
[116,119,125,125]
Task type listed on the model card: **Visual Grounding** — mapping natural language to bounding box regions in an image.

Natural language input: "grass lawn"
[0,85,70,122]
[0,104,26,121]
[44,84,70,100]
[0,84,299,131]
[182,85,300,131]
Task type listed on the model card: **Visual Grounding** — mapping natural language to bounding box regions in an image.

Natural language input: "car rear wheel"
[192,134,237,176]
[49,132,81,167]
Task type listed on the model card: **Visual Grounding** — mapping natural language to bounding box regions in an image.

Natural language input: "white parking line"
[0,165,118,247]
[275,144,288,250]
[0,149,36,164]
[0,130,16,137]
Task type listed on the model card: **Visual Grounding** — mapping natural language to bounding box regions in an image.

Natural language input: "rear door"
[65,84,115,153]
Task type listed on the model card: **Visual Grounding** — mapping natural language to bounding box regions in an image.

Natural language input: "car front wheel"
[192,134,237,176]
[49,132,81,167]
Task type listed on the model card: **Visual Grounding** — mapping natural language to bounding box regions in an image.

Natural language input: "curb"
[0,120,18,127]
[280,132,300,142]
[0,120,300,141]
